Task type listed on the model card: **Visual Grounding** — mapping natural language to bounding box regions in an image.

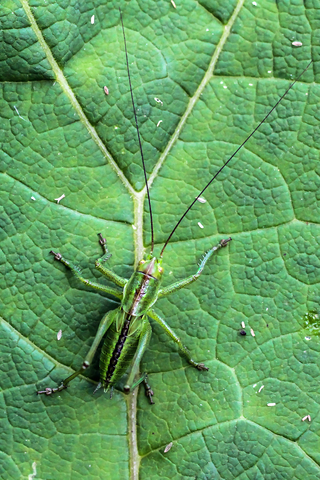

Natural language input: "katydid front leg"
[50,233,127,299]
[37,309,116,395]
[158,238,231,298]
[147,308,208,371]
[95,233,128,288]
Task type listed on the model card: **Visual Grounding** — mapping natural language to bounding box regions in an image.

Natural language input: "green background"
[1,0,320,478]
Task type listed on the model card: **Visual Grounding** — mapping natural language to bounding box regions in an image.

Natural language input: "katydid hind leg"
[37,309,116,395]
[148,308,209,371]
[123,318,154,403]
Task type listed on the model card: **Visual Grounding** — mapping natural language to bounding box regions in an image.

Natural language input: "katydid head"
[138,256,163,280]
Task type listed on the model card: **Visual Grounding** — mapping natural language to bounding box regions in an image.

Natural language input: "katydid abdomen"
[99,310,142,390]
[98,258,162,391]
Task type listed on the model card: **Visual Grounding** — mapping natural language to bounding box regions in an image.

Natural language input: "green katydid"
[37,10,312,404]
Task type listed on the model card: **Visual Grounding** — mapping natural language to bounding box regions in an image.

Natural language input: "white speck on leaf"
[104,86,109,95]
[197,197,206,203]
[91,15,95,24]
[57,330,62,341]
[164,442,173,453]
[198,222,204,229]
[55,194,65,204]
[154,97,163,106]
[14,105,28,121]
[241,321,245,328]
[305,336,311,341]
[171,0,176,7]
[302,415,311,422]
[267,403,276,406]
[28,462,37,480]
[31,196,36,201]
[292,41,302,47]
[157,120,163,127]
[252,1,257,5]
[250,328,255,337]
[258,385,264,393]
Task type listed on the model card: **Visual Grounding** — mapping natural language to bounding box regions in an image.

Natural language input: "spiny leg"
[98,232,110,257]
[147,308,208,371]
[95,234,128,288]
[142,374,154,404]
[50,250,123,299]
[37,309,116,395]
[125,372,154,404]
[123,318,154,404]
[158,238,231,298]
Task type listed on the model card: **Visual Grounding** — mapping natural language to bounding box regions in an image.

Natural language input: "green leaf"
[1,0,320,479]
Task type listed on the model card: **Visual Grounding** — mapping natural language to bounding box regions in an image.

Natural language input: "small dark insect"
[239,330,247,336]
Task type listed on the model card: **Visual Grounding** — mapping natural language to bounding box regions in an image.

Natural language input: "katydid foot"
[50,250,62,261]
[123,372,154,404]
[37,382,68,395]
[195,363,209,371]
[143,374,154,404]
[220,237,232,247]
[98,233,111,260]
[98,233,106,246]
